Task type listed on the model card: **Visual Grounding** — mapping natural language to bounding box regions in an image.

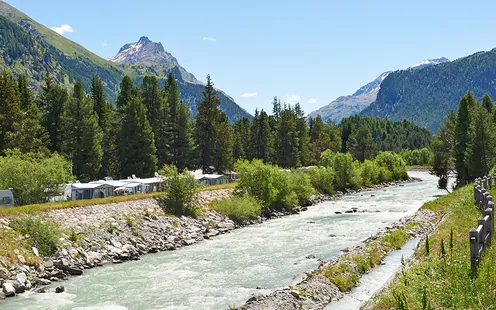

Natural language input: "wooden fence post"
[470,228,479,265]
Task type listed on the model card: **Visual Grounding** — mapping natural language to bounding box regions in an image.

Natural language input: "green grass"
[10,217,63,256]
[320,228,412,292]
[0,182,236,218]
[368,185,496,309]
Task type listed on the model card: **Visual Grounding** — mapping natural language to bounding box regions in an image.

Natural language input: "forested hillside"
[362,49,496,132]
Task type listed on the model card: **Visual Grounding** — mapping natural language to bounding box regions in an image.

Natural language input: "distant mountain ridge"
[361,50,496,132]
[308,58,450,123]
[0,1,251,122]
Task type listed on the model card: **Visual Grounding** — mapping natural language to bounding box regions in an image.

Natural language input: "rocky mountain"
[109,36,198,84]
[307,72,390,123]
[308,58,450,124]
[0,1,251,122]
[360,50,496,132]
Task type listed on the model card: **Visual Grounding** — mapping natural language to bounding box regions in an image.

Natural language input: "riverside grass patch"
[211,196,263,225]
[320,228,410,292]
[10,217,63,256]
[369,185,496,310]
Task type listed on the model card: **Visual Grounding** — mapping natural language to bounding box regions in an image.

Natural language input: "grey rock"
[63,266,83,276]
[291,273,308,286]
[55,286,65,293]
[110,238,122,248]
[3,282,16,297]
[83,251,102,265]
[17,254,26,264]
[43,259,54,269]
[32,247,39,257]
[0,291,5,299]
[0,267,9,279]
[12,280,25,294]
[16,272,27,284]
[37,278,51,286]
[25,280,32,290]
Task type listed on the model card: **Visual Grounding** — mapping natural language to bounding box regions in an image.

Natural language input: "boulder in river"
[2,282,15,297]
[55,286,65,293]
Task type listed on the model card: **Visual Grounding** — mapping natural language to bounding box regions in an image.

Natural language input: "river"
[1,171,445,310]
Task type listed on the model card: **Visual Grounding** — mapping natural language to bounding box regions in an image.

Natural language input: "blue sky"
[6,0,496,114]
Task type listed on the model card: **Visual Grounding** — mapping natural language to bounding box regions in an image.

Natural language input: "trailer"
[0,190,14,208]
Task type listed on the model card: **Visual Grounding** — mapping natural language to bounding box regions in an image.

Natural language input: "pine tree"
[347,124,377,162]
[141,76,163,133]
[482,93,496,122]
[453,92,474,187]
[276,106,300,167]
[295,103,310,166]
[251,110,272,162]
[213,113,234,173]
[118,88,157,178]
[174,102,194,171]
[195,75,221,173]
[0,71,22,153]
[91,75,115,178]
[469,101,496,177]
[37,72,68,153]
[232,117,251,160]
[5,75,48,153]
[116,76,135,113]
[61,82,103,182]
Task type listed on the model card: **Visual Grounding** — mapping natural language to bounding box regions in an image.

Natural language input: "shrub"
[10,217,62,256]
[211,196,262,224]
[360,160,380,186]
[309,166,335,195]
[319,149,335,167]
[158,165,201,217]
[331,152,357,191]
[400,148,434,166]
[0,150,72,206]
[288,171,315,206]
[375,151,408,181]
[235,159,302,210]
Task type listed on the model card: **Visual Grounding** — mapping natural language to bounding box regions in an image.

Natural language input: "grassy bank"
[368,185,496,309]
[0,182,236,218]
[318,226,412,292]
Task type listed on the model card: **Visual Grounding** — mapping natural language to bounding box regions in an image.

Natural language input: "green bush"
[234,159,307,211]
[0,150,72,206]
[309,166,335,195]
[211,195,262,224]
[400,148,434,166]
[158,165,201,217]
[288,171,315,206]
[331,152,358,191]
[10,217,62,256]
[360,160,380,186]
[375,151,408,181]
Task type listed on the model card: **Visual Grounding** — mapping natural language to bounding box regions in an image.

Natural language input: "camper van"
[0,190,14,208]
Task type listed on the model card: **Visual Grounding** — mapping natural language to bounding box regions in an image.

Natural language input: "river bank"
[0,177,419,302]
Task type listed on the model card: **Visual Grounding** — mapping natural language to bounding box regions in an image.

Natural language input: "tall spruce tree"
[117,83,157,178]
[453,92,474,187]
[0,71,22,153]
[38,72,68,153]
[195,75,221,173]
[91,75,116,178]
[6,75,48,153]
[469,101,496,177]
[295,103,310,166]
[213,113,234,172]
[347,124,377,162]
[61,82,103,182]
[116,76,135,113]
[276,106,300,167]
[175,102,194,171]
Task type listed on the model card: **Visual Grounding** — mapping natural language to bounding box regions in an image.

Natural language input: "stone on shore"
[2,282,16,297]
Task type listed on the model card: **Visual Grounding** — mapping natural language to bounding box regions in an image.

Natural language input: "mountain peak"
[409,57,450,70]
[109,36,198,83]
[137,36,151,45]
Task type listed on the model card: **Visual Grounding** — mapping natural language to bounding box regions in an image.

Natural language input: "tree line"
[0,71,432,183]
[431,92,496,190]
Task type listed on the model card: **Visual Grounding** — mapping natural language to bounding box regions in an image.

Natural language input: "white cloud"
[202,37,216,41]
[50,24,75,36]
[287,94,301,104]
[308,98,317,104]
[241,92,258,98]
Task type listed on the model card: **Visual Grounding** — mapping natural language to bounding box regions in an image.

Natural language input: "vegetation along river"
[3,171,446,310]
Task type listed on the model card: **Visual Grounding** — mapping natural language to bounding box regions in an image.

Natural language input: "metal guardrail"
[470,176,495,266]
